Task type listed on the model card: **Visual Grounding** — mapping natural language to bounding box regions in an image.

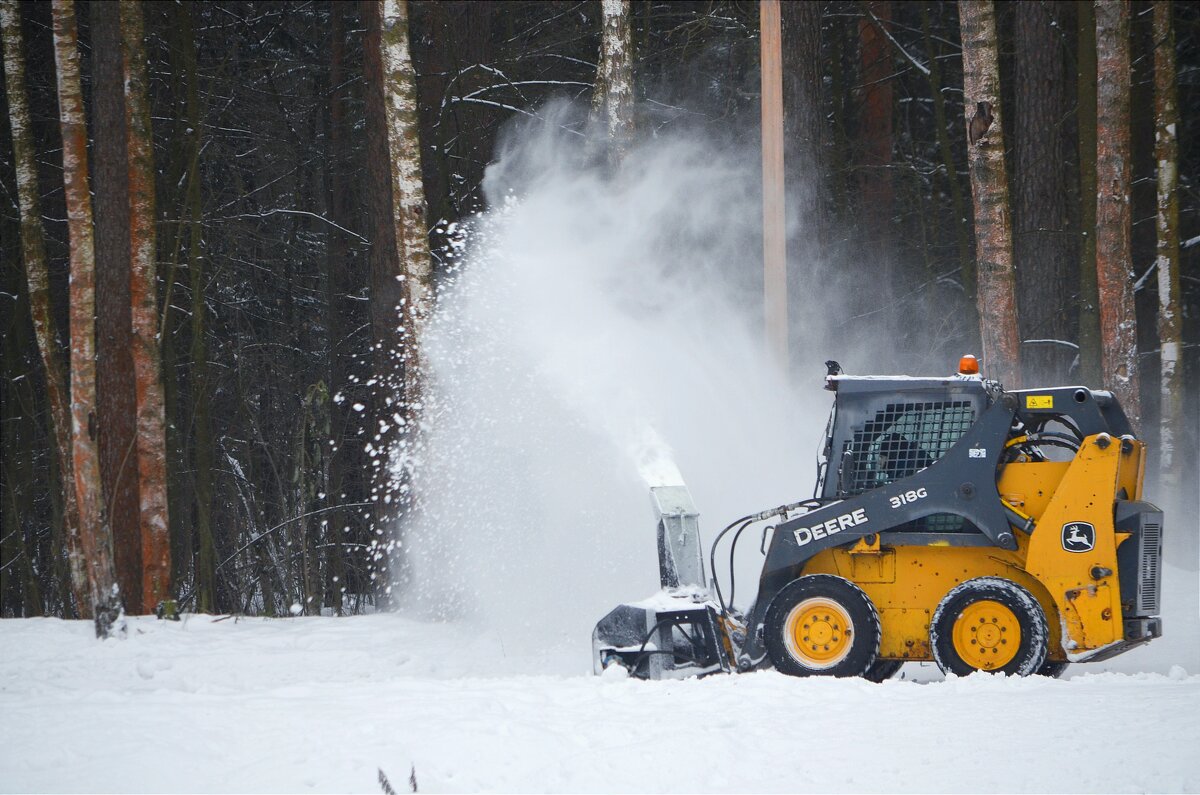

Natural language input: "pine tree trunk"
[90,0,143,614]
[958,0,1022,388]
[1013,0,1072,386]
[592,0,634,162]
[1094,0,1139,427]
[1076,1,1102,384]
[1,0,90,617]
[923,2,975,342]
[325,3,350,616]
[51,0,123,636]
[121,0,172,611]
[858,0,895,343]
[1152,0,1180,488]
[761,0,787,369]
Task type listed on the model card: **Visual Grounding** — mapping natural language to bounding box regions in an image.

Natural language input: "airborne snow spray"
[398,103,832,673]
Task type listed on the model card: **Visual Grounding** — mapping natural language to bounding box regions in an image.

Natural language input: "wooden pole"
[761,0,788,371]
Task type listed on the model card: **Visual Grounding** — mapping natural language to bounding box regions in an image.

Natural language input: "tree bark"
[362,0,433,596]
[858,1,895,323]
[592,0,635,162]
[922,2,975,342]
[959,0,1022,388]
[1076,1,1102,384]
[0,0,89,616]
[1094,0,1139,427]
[1013,0,1072,385]
[52,0,123,636]
[121,0,172,611]
[1152,0,1180,488]
[762,0,787,370]
[90,0,143,614]
[325,3,350,615]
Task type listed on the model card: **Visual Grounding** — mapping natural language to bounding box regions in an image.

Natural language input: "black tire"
[930,577,1048,677]
[1038,660,1070,678]
[763,574,880,677]
[863,659,904,683]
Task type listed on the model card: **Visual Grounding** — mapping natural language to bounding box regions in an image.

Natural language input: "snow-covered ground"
[2,571,1198,794]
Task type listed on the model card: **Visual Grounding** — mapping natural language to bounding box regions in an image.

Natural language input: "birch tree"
[362,0,432,587]
[51,0,123,636]
[958,0,1021,388]
[121,0,172,611]
[1,0,91,616]
[1094,0,1139,427]
[592,0,634,161]
[1153,0,1181,488]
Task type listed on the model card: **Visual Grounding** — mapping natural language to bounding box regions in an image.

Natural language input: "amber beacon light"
[957,355,980,375]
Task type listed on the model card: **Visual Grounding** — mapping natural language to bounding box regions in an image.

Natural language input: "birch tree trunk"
[52,0,123,636]
[90,0,143,614]
[121,0,172,611]
[0,0,90,616]
[362,0,432,595]
[592,0,634,162]
[1094,0,1140,427]
[959,0,1022,388]
[1152,0,1180,488]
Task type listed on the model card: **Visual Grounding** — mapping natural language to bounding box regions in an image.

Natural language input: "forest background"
[1,0,1197,625]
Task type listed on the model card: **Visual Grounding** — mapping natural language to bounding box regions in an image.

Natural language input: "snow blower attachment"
[594,358,1165,681]
[591,486,733,678]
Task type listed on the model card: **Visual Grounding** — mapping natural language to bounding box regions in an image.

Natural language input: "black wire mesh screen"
[841,401,976,495]
[839,400,978,534]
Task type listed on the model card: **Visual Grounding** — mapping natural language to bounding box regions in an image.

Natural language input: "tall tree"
[762,0,787,369]
[0,0,89,615]
[121,0,172,611]
[1013,0,1072,385]
[1094,0,1139,426]
[959,0,1022,388]
[922,1,974,340]
[1153,0,1181,488]
[1076,1,1102,384]
[592,0,634,161]
[858,1,895,322]
[90,0,143,613]
[781,0,819,362]
[51,0,122,635]
[362,0,433,591]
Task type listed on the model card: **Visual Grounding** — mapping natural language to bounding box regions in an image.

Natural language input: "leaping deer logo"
[1062,522,1095,553]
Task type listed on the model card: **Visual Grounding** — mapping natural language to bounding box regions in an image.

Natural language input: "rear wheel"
[764,575,880,677]
[930,577,1048,677]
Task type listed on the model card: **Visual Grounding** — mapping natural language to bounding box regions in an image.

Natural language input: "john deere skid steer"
[593,357,1163,680]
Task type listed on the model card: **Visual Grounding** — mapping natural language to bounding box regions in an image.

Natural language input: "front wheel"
[763,575,881,677]
[930,577,1048,677]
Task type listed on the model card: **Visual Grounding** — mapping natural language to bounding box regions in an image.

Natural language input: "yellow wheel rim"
[783,598,854,669]
[952,599,1021,671]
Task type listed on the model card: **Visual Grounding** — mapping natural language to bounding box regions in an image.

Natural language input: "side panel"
[1025,435,1127,654]
[804,540,1065,662]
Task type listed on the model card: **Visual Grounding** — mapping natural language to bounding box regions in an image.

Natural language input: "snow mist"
[401,104,832,671]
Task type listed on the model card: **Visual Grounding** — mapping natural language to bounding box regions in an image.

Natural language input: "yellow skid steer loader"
[593,357,1163,680]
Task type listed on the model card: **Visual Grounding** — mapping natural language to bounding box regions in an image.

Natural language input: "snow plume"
[400,102,831,670]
